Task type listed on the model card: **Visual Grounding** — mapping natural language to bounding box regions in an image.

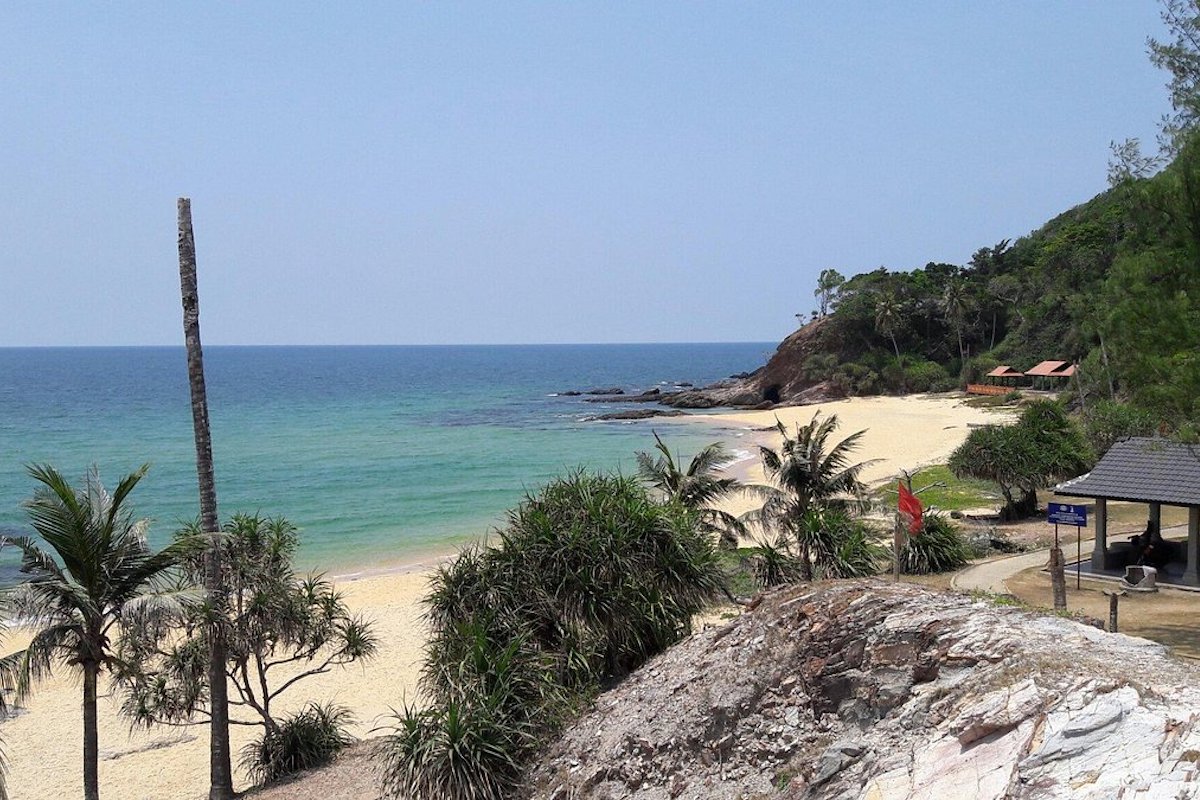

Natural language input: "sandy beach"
[686,393,1014,517]
[0,393,1009,800]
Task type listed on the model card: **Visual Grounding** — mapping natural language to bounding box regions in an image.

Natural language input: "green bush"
[898,514,970,574]
[903,359,952,393]
[380,471,722,799]
[808,512,885,578]
[1083,400,1157,456]
[240,702,354,785]
[382,699,527,800]
[753,535,803,588]
[963,355,1000,384]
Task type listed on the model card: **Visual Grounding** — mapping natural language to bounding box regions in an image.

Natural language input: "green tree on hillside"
[2,466,184,800]
[940,280,974,365]
[814,268,846,317]
[874,291,903,360]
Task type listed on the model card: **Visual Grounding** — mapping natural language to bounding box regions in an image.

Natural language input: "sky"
[0,3,1173,346]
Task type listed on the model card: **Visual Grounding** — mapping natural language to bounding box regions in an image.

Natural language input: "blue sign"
[1047,502,1088,527]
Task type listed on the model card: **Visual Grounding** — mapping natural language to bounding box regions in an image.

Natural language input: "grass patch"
[716,547,761,598]
[875,465,999,513]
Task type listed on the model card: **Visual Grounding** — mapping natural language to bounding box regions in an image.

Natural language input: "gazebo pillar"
[1149,502,1162,530]
[1092,498,1108,571]
[1185,507,1200,587]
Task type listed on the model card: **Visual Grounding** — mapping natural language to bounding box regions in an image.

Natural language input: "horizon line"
[0,339,780,350]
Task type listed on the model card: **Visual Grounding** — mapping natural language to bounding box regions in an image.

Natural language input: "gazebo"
[1025,360,1077,389]
[967,365,1027,396]
[986,365,1025,386]
[1054,437,1200,586]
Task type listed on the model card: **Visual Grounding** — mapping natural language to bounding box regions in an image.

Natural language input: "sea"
[0,344,772,583]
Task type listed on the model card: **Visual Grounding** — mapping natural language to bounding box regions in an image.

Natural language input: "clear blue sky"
[0,3,1170,346]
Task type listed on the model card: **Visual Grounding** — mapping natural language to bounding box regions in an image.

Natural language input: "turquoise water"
[0,344,770,578]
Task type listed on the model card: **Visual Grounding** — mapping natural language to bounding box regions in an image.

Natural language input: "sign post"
[1047,502,1088,590]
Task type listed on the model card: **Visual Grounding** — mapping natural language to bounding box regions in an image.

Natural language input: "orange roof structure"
[986,365,1024,378]
[1025,360,1076,378]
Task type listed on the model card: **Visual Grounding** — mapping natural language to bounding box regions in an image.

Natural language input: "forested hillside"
[804,3,1200,433]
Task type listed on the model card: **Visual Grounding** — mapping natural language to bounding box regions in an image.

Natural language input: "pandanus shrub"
[898,513,970,574]
[380,470,722,799]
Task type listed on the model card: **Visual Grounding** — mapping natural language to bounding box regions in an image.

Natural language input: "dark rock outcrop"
[657,318,842,410]
[584,389,671,404]
[524,581,1200,800]
[587,409,686,421]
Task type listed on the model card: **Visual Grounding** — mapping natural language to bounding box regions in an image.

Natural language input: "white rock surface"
[524,581,1200,800]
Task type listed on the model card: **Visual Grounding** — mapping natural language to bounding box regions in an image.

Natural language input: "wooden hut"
[1024,360,1076,389]
[967,365,1025,396]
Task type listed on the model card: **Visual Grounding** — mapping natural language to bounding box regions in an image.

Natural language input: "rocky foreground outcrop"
[524,582,1200,800]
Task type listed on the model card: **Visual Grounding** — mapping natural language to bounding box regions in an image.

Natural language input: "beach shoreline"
[0,392,1010,800]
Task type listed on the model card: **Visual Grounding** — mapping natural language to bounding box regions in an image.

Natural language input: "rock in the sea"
[523,581,1200,800]
[588,409,685,421]
[585,389,668,404]
[585,387,626,395]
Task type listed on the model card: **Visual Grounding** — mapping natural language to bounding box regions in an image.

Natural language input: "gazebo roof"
[1025,360,1075,377]
[1055,437,1200,506]
[986,365,1024,378]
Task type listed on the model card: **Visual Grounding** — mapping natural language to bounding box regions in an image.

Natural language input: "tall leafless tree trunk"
[177,198,234,800]
[1049,545,1067,611]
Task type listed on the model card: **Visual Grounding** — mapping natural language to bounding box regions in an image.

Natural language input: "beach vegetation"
[0,465,185,800]
[636,431,746,548]
[813,268,845,317]
[1082,398,1160,457]
[752,534,803,588]
[790,2,1200,438]
[380,470,722,799]
[898,513,971,574]
[872,465,997,513]
[115,513,375,786]
[240,701,355,786]
[949,400,1093,519]
[744,412,880,581]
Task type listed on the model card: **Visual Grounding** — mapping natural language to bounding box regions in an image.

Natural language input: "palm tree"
[1,465,183,800]
[874,291,902,360]
[940,280,973,364]
[744,413,875,580]
[177,197,234,799]
[636,432,746,548]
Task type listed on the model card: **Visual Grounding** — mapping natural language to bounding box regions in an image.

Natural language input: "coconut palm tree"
[744,413,876,580]
[874,291,903,360]
[1,465,184,800]
[177,197,234,799]
[940,280,974,364]
[636,432,746,548]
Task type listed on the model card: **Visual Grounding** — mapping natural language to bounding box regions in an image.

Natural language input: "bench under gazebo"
[1054,437,1200,587]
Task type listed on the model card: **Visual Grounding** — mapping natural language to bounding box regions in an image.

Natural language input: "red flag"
[898,481,923,535]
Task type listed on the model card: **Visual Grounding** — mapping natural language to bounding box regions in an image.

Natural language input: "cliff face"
[524,582,1200,800]
[661,317,840,409]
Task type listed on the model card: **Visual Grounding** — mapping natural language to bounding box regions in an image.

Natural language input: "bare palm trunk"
[83,661,100,800]
[1050,546,1067,610]
[177,198,234,800]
